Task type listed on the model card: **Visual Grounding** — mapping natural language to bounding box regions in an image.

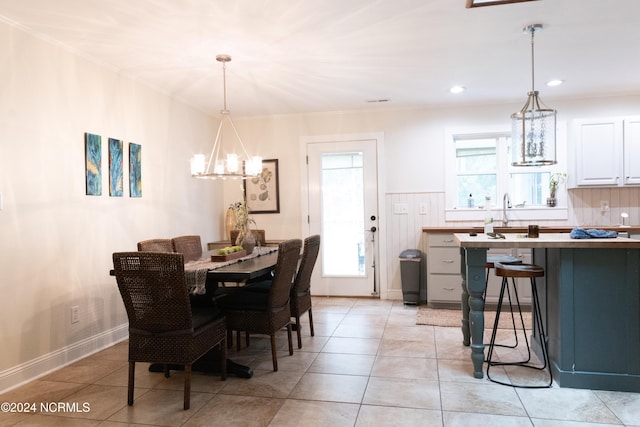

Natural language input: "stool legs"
[485,276,531,364]
[484,268,524,354]
[486,275,552,388]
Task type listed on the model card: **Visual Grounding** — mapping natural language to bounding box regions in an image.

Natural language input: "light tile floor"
[1,297,639,426]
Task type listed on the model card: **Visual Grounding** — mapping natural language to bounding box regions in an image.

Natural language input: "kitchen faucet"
[502,192,512,227]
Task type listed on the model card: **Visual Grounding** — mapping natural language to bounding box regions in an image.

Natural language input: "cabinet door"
[575,119,622,186]
[514,249,532,304]
[624,117,640,185]
[484,249,512,304]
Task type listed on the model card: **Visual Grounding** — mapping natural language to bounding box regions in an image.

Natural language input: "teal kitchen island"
[454,232,640,391]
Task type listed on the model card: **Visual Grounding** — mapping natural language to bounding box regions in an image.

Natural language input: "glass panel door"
[307,139,378,296]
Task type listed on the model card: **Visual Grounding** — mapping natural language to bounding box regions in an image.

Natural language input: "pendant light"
[511,24,557,166]
[191,54,262,179]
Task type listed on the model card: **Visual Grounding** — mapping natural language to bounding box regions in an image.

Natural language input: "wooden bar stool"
[486,262,553,388]
[484,255,524,353]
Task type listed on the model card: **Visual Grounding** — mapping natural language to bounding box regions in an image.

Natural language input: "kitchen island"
[454,232,640,392]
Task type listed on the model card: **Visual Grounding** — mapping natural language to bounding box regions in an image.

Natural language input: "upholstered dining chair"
[171,235,203,262]
[216,239,302,371]
[137,238,173,252]
[112,251,226,410]
[241,235,320,349]
[290,234,320,348]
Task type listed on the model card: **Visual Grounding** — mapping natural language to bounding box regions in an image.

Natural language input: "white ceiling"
[1,0,639,117]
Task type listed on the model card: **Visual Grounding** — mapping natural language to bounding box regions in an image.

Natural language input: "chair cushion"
[216,290,268,311]
[191,306,223,329]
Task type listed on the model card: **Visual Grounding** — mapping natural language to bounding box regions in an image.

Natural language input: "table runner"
[184,246,277,294]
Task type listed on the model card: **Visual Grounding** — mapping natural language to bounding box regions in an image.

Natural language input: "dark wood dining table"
[206,250,279,283]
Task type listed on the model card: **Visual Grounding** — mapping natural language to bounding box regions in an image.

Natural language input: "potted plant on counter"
[547,173,567,207]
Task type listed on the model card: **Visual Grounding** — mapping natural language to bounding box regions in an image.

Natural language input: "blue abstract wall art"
[129,143,142,197]
[109,137,123,197]
[85,133,102,196]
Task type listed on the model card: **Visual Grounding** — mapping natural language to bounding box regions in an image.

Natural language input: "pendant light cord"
[222,59,228,112]
[530,26,536,93]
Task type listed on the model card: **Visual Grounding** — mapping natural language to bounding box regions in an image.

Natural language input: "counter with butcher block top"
[453,232,640,392]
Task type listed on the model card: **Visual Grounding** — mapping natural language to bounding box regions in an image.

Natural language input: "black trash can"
[399,249,421,304]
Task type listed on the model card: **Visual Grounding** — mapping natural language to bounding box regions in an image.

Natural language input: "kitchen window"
[445,127,568,222]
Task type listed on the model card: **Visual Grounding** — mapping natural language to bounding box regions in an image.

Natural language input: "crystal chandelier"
[511,24,557,166]
[191,54,262,179]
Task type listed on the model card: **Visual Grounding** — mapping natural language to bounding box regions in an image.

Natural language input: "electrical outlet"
[71,306,80,324]
[419,203,428,215]
[601,200,610,213]
[393,203,409,214]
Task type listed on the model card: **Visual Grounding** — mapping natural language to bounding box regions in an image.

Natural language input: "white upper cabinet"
[623,117,640,185]
[573,116,640,187]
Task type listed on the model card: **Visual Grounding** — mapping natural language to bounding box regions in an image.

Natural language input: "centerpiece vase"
[225,208,236,242]
[235,228,256,254]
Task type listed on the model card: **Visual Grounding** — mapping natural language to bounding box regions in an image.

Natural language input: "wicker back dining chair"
[171,235,203,262]
[137,238,174,252]
[217,239,302,371]
[112,251,226,410]
[290,234,321,348]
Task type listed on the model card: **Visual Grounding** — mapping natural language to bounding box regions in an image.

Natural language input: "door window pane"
[321,152,365,276]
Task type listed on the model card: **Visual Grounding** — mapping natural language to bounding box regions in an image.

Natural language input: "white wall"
[0,21,222,391]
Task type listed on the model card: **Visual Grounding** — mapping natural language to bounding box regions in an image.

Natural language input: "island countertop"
[424,226,640,234]
[454,232,640,249]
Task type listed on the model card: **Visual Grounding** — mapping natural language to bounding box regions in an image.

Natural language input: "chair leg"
[183,364,191,410]
[227,329,233,349]
[270,334,278,372]
[295,314,302,349]
[236,330,242,351]
[287,323,293,355]
[245,332,250,347]
[127,361,135,406]
[308,308,315,337]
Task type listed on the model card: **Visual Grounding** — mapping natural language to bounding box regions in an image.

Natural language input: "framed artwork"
[129,143,142,197]
[244,158,280,213]
[108,138,123,197]
[85,132,102,196]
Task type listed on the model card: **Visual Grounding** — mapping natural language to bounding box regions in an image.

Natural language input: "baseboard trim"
[0,324,128,394]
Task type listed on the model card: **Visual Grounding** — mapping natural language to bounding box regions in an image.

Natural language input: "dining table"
[184,246,278,294]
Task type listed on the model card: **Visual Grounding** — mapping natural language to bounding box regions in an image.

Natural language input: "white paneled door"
[306,139,379,296]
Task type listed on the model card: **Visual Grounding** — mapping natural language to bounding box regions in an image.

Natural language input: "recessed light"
[450,86,466,94]
[546,79,564,87]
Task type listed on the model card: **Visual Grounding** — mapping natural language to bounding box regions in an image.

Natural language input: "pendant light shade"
[191,54,262,179]
[511,24,557,167]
